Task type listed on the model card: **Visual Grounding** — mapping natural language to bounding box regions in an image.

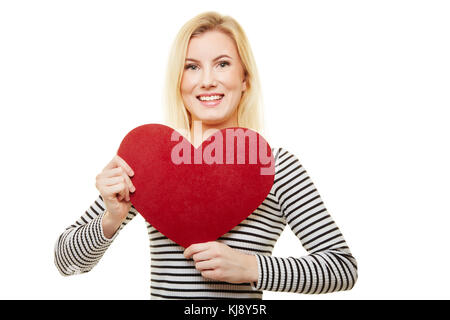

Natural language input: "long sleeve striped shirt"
[54,147,358,299]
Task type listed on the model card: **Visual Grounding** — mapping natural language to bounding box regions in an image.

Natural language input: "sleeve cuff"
[250,254,264,291]
[92,210,121,245]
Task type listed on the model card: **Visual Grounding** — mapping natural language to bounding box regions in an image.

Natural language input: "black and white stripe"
[54,147,358,299]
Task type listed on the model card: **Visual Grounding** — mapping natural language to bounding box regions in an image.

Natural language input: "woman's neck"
[189,118,238,148]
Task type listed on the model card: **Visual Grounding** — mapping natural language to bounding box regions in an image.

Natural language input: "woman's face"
[181,30,247,127]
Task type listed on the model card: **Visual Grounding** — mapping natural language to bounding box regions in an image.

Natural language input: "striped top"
[54,147,358,299]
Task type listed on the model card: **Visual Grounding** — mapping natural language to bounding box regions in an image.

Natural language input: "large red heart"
[117,124,275,248]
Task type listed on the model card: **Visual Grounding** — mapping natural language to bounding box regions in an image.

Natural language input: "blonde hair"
[162,11,265,141]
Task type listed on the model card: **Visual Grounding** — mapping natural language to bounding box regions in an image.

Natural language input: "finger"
[103,156,120,171]
[102,168,135,193]
[192,249,214,262]
[103,183,126,200]
[183,242,211,259]
[106,170,130,201]
[118,186,126,202]
[123,172,130,201]
[101,176,129,201]
[107,167,127,178]
[121,170,135,194]
[200,269,220,281]
[103,176,126,187]
[114,174,129,202]
[101,175,132,199]
[115,155,134,177]
[184,244,204,259]
[195,259,218,271]
[97,167,123,180]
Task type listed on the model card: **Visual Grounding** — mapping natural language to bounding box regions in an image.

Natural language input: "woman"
[54,11,358,299]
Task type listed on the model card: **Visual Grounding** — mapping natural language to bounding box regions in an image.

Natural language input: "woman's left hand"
[183,241,259,284]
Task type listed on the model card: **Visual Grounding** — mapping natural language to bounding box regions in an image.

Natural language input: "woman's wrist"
[244,254,259,283]
[101,210,123,239]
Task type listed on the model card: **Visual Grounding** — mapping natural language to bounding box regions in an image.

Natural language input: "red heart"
[117,124,275,248]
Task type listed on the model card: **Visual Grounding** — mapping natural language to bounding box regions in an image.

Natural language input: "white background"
[1,0,449,299]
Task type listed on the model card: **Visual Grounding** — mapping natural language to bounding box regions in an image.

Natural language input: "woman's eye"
[185,64,198,70]
[184,61,229,70]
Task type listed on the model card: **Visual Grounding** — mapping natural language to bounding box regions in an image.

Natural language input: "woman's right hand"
[95,155,136,223]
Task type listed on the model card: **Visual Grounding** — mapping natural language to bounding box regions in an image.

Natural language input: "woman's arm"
[53,194,137,276]
[251,148,358,294]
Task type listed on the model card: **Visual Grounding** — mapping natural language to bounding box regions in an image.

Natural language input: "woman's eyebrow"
[185,54,232,62]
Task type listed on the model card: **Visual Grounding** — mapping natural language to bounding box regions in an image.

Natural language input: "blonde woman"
[54,11,358,299]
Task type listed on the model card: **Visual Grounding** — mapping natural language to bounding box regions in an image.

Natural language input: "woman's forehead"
[186,30,238,60]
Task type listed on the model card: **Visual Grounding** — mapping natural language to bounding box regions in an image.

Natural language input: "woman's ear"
[241,68,248,92]
[242,75,247,92]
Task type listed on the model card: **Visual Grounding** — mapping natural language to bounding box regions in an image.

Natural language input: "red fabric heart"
[117,124,275,248]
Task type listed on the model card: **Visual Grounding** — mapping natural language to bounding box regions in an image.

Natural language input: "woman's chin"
[194,114,230,125]
[190,118,234,130]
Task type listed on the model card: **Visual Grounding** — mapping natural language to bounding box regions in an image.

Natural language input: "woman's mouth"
[196,94,224,107]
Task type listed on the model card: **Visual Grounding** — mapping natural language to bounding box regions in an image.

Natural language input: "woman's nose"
[200,68,217,88]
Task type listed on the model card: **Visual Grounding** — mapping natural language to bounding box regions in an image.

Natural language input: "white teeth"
[198,95,223,101]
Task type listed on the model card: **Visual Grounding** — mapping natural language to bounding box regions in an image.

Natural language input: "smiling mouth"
[196,94,225,102]
[196,94,224,107]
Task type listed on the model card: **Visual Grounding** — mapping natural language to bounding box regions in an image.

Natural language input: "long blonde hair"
[162,11,265,141]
